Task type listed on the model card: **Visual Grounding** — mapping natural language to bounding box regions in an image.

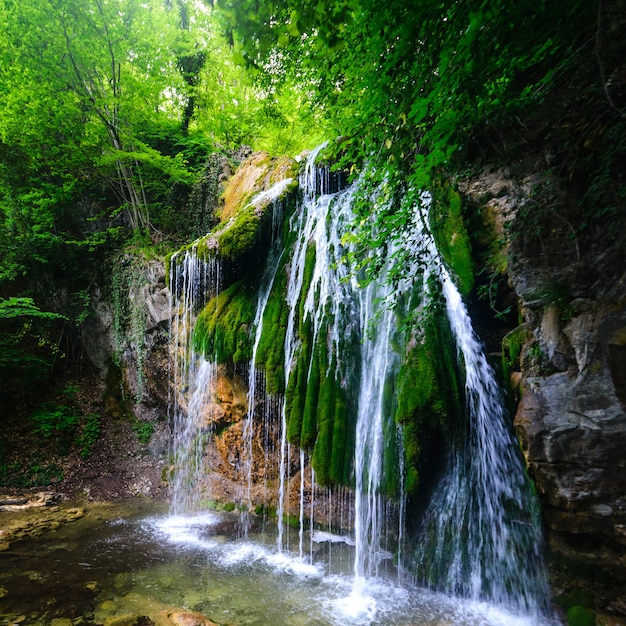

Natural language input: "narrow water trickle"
[169,251,221,514]
[240,193,287,534]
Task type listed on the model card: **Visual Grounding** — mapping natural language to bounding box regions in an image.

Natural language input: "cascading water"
[352,277,397,587]
[276,143,362,552]
[167,146,555,624]
[169,181,290,518]
[169,251,221,514]
[411,226,550,614]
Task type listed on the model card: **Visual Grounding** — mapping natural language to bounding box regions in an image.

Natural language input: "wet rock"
[103,614,152,626]
[0,492,61,511]
[200,367,248,432]
[114,573,134,594]
[146,287,171,327]
[515,313,626,589]
[98,600,118,613]
[0,505,85,551]
[160,610,219,626]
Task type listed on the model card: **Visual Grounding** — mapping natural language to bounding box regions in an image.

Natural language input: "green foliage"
[29,383,103,458]
[501,324,532,383]
[132,420,155,444]
[78,413,102,459]
[219,0,599,283]
[193,280,256,363]
[192,35,328,155]
[0,298,65,322]
[0,297,68,386]
[0,462,64,488]
[31,402,80,440]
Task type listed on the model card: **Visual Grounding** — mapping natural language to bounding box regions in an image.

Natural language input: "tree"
[0,0,188,234]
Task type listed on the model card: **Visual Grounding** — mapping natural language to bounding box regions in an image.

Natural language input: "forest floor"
[0,368,169,504]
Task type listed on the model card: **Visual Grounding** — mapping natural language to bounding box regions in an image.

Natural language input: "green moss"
[381,378,402,498]
[193,279,255,363]
[431,185,474,295]
[285,334,312,446]
[301,338,322,449]
[566,606,596,626]
[329,390,350,484]
[311,356,336,486]
[254,237,313,395]
[282,241,320,446]
[395,280,461,496]
[401,421,421,495]
[216,205,261,260]
[256,293,288,393]
[501,324,532,383]
[307,347,354,487]
[299,243,317,323]
[254,503,277,518]
[283,513,301,528]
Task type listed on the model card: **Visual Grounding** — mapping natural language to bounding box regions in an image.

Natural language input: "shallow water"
[0,504,558,626]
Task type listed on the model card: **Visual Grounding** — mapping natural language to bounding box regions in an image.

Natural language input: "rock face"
[514,305,626,596]
[460,165,626,604]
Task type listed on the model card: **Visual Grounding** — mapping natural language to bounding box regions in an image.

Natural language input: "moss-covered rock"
[431,184,474,295]
[310,352,353,486]
[395,280,462,495]
[566,605,596,626]
[501,323,533,393]
[171,152,298,274]
[192,280,256,363]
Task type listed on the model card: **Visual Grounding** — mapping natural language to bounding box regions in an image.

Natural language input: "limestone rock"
[146,287,171,327]
[159,610,218,626]
[515,329,626,581]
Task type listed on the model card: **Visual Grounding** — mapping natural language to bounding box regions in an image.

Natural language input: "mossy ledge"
[192,279,256,364]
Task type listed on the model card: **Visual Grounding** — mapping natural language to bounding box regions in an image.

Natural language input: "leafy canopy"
[215,0,597,279]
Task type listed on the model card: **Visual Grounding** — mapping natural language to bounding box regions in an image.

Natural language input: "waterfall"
[169,182,289,517]
[276,143,360,550]
[353,280,396,587]
[167,146,552,622]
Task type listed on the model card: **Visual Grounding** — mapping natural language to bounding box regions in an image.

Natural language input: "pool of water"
[0,504,559,626]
